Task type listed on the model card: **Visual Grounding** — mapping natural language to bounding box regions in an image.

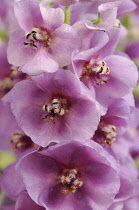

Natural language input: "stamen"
[100,124,117,146]
[24,42,37,48]
[50,116,55,124]
[60,168,83,194]
[96,80,107,85]
[41,116,47,119]
[41,98,68,124]
[62,189,69,194]
[82,60,110,86]
[10,131,34,150]
[114,19,121,28]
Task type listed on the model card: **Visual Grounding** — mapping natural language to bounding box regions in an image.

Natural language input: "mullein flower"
[17,140,120,210]
[8,70,100,147]
[72,33,138,110]
[7,0,80,75]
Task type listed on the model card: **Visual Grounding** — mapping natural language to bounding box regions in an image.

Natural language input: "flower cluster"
[0,0,139,209]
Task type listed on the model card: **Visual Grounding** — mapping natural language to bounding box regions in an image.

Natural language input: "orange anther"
[11,145,17,150]
[106,132,111,134]
[107,141,112,146]
[70,171,76,174]
[106,68,110,73]
[70,186,77,190]
[13,132,20,136]
[102,61,105,66]
[101,140,107,144]
[41,116,47,119]
[62,189,69,194]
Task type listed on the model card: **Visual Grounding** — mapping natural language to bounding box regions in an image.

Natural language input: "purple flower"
[7,0,80,75]
[17,140,120,210]
[8,70,100,147]
[72,35,138,110]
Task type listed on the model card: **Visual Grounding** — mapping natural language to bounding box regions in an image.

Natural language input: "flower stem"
[64,6,71,24]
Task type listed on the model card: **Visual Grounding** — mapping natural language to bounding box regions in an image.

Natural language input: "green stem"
[64,6,71,24]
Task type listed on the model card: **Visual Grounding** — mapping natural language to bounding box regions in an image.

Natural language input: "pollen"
[114,19,121,28]
[82,59,110,86]
[10,131,34,150]
[24,27,52,48]
[41,97,68,124]
[101,124,117,146]
[60,168,83,194]
[62,189,69,194]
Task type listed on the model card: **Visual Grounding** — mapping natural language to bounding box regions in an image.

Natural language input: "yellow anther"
[50,116,55,124]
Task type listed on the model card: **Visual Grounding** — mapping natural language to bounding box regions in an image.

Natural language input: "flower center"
[41,98,68,124]
[10,131,34,150]
[94,123,116,146]
[81,60,110,86]
[60,169,83,194]
[24,27,52,48]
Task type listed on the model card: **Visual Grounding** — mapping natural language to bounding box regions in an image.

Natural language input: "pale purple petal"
[14,0,43,31]
[15,191,45,210]
[19,48,58,75]
[40,7,64,32]
[1,163,25,199]
[19,106,72,147]
[49,24,81,67]
[7,30,37,66]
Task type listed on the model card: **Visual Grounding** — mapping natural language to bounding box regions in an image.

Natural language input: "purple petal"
[15,191,45,210]
[14,0,43,31]
[19,48,58,75]
[1,163,25,199]
[40,7,64,32]
[17,152,60,204]
[65,96,100,140]
[7,30,37,66]
[19,106,72,147]
[49,24,81,67]
[10,80,48,123]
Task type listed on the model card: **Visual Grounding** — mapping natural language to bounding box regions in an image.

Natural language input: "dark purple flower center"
[41,97,70,124]
[10,131,35,151]
[24,27,53,48]
[81,60,110,86]
[60,169,83,194]
[93,122,116,146]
